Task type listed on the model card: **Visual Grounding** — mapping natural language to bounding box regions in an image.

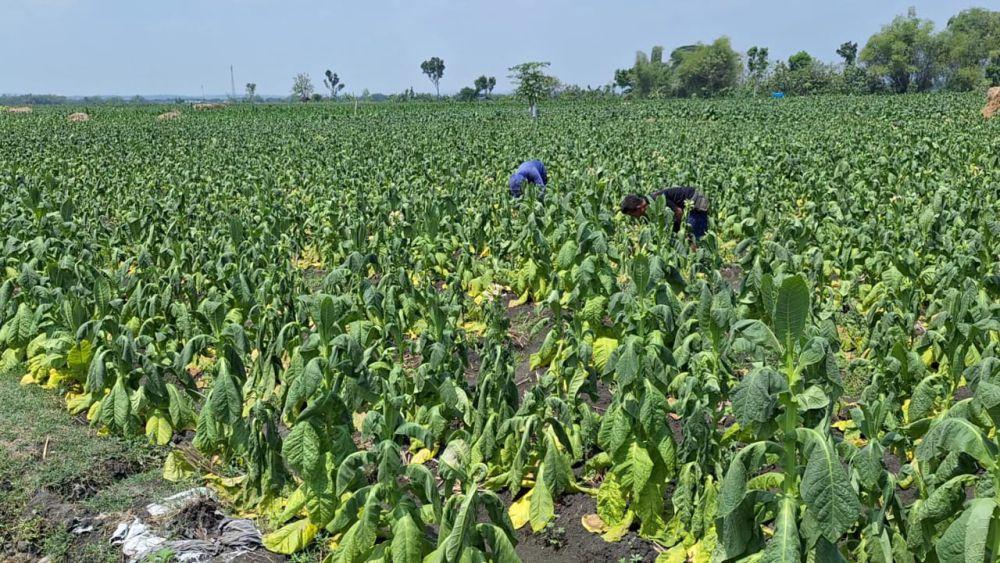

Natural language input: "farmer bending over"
[509,160,548,199]
[620,187,711,239]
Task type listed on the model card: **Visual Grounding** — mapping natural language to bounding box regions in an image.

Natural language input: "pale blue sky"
[0,0,991,97]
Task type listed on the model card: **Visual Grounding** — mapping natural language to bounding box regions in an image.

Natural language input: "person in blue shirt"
[509,160,548,199]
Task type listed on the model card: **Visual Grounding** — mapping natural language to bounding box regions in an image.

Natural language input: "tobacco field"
[2,94,1000,562]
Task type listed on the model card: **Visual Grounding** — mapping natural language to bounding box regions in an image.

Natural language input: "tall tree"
[290,73,314,101]
[746,46,770,93]
[486,76,496,97]
[788,51,814,72]
[508,61,557,118]
[474,75,488,97]
[324,70,345,99]
[613,68,635,94]
[244,83,256,103]
[673,37,741,97]
[860,8,943,93]
[837,41,859,66]
[639,47,672,96]
[420,57,446,97]
[940,8,1000,90]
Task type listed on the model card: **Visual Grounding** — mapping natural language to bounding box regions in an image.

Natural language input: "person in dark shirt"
[620,187,711,239]
[509,160,548,199]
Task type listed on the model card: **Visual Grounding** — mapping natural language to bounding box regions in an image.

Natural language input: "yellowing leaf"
[831,419,856,432]
[720,422,742,443]
[922,348,935,368]
[592,338,618,371]
[508,489,533,530]
[20,373,36,386]
[353,411,368,432]
[262,518,319,554]
[163,450,196,481]
[461,321,487,334]
[409,448,434,465]
[87,400,102,422]
[326,533,343,550]
[43,368,70,390]
[601,510,634,542]
[65,392,92,415]
[145,414,174,445]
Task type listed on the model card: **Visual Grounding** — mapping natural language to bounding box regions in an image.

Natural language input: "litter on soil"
[111,487,278,563]
[513,493,660,563]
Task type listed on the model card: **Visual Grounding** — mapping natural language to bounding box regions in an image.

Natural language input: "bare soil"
[514,493,660,563]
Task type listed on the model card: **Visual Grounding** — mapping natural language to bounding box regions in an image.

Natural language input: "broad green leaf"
[909,375,942,422]
[529,468,555,532]
[285,356,325,416]
[111,377,131,430]
[917,475,975,525]
[797,428,860,543]
[476,523,521,563]
[639,379,669,436]
[732,367,786,426]
[337,512,377,563]
[209,359,242,424]
[542,435,570,496]
[797,385,830,412]
[773,275,809,351]
[935,498,996,563]
[719,441,770,517]
[444,490,476,562]
[916,417,997,470]
[283,421,323,477]
[66,339,93,375]
[166,383,193,428]
[762,495,800,563]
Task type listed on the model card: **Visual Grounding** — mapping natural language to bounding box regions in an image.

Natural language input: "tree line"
[283,7,996,105]
[615,7,1000,98]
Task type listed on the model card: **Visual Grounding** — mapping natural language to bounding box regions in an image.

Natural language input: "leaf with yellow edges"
[262,518,319,554]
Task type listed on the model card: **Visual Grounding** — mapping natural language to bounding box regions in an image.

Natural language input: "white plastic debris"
[145,486,216,518]
[111,518,166,560]
[110,488,265,563]
[71,524,95,535]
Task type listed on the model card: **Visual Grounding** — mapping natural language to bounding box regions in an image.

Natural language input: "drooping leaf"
[262,518,319,554]
[762,495,801,563]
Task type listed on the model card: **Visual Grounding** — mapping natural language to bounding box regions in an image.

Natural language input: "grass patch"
[0,369,184,559]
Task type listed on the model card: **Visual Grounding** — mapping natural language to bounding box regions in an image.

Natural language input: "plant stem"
[782,355,800,498]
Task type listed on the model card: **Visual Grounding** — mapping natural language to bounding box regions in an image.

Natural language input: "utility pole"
[230,65,236,100]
